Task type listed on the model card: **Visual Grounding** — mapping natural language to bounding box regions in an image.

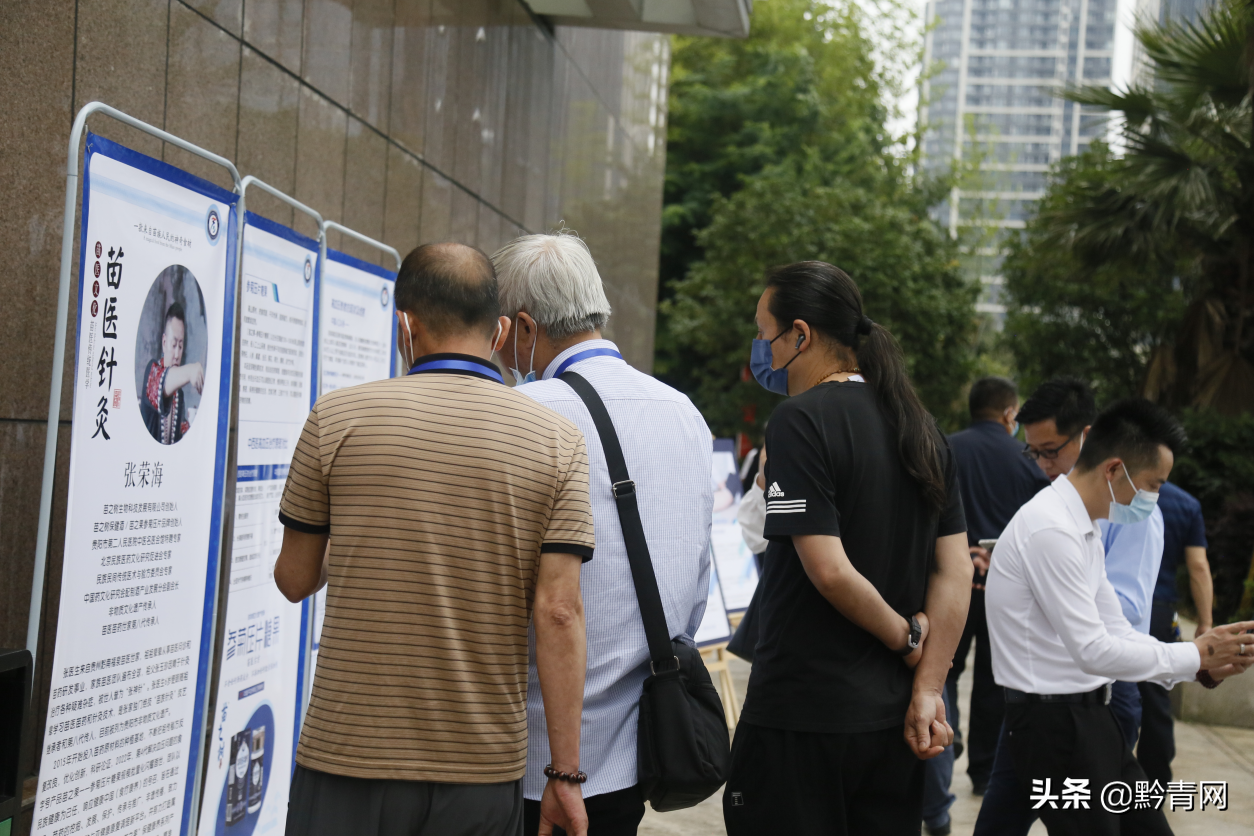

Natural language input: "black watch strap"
[897,615,922,656]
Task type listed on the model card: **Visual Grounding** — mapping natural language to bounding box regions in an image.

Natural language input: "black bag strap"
[559,371,677,671]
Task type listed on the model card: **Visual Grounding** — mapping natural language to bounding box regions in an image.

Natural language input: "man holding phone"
[923,378,1049,834]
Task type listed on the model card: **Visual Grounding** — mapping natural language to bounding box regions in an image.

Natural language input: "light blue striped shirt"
[518,339,714,799]
[1099,505,1165,634]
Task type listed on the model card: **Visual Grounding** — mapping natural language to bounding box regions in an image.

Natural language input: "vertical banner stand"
[193,179,324,836]
[302,222,401,715]
[26,102,243,836]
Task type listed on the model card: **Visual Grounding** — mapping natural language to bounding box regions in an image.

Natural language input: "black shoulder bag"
[560,371,730,812]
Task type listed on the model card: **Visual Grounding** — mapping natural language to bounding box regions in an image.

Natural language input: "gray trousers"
[286,764,523,836]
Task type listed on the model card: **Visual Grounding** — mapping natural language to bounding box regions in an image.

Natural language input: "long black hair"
[766,261,947,512]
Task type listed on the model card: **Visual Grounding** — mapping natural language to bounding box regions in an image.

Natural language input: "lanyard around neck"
[550,347,623,379]
[408,358,504,384]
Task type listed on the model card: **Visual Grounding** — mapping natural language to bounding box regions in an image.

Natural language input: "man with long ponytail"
[725,262,973,835]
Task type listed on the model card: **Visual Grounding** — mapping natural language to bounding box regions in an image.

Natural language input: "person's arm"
[1024,527,1239,683]
[794,534,919,654]
[1186,546,1214,636]
[163,362,204,395]
[533,552,588,836]
[905,532,972,759]
[274,529,329,602]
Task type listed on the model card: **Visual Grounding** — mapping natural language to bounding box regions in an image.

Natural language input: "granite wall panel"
[243,0,305,76]
[163,1,241,191]
[341,116,389,263]
[1,1,670,805]
[237,46,303,227]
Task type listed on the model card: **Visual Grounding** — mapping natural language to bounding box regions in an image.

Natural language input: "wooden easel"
[701,642,741,731]
[702,608,747,732]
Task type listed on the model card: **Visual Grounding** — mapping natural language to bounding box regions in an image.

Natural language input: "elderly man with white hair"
[493,232,714,836]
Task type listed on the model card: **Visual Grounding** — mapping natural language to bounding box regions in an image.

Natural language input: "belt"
[1004,683,1112,705]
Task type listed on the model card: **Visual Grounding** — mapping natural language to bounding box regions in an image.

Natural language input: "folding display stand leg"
[701,642,741,732]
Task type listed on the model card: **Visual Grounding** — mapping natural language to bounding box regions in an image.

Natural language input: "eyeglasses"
[1022,432,1080,462]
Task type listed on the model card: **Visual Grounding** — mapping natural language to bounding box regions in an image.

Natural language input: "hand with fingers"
[904,688,952,760]
[538,776,588,836]
[1193,621,1254,670]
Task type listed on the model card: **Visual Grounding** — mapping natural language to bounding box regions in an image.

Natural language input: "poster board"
[195,213,319,836]
[32,133,238,836]
[694,556,733,646]
[307,249,397,675]
[710,439,759,612]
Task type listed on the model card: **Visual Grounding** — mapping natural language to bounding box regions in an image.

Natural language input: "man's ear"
[792,319,811,351]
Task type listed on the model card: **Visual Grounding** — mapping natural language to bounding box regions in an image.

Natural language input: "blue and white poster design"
[196,213,318,836]
[694,558,733,646]
[710,439,758,612]
[307,249,396,678]
[32,134,238,836]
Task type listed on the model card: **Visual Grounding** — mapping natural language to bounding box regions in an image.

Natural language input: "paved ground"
[639,649,1254,836]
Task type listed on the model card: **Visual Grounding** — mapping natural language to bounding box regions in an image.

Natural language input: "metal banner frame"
[301,221,401,715]
[211,177,326,821]
[320,220,402,384]
[27,101,244,836]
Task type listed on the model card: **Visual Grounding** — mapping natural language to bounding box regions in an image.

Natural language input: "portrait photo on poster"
[134,265,209,445]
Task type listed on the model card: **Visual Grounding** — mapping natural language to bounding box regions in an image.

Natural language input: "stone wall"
[0,0,669,799]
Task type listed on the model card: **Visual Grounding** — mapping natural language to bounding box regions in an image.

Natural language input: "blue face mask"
[1108,464,1159,525]
[750,330,801,396]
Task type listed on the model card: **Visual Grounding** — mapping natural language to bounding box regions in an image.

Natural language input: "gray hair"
[491,231,611,340]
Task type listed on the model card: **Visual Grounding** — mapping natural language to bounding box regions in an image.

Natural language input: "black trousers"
[1137,602,1178,784]
[286,764,523,836]
[522,785,644,836]
[723,721,923,836]
[947,587,1004,785]
[974,701,1171,836]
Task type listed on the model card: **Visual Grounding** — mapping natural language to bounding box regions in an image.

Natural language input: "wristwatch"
[897,615,922,656]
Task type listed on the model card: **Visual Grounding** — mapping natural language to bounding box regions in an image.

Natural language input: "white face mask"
[399,312,415,370]
[508,316,537,385]
[1108,463,1160,525]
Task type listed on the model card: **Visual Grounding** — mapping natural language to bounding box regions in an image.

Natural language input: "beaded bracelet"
[1196,669,1221,689]
[544,764,588,784]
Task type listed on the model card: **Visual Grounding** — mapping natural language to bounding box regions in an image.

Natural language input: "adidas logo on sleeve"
[765,482,805,514]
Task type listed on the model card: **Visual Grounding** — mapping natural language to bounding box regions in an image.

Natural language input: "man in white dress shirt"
[492,232,714,836]
[976,399,1254,836]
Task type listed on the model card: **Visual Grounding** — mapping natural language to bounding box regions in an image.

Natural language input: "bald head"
[395,243,500,338]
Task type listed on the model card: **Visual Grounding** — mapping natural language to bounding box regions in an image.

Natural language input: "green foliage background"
[655,0,979,437]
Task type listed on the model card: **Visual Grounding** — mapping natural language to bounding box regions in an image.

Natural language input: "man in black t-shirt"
[728,383,968,833]
[725,263,972,836]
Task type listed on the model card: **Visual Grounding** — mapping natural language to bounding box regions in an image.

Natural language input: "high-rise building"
[920,0,1117,315]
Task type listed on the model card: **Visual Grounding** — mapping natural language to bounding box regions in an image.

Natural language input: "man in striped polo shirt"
[274,243,594,836]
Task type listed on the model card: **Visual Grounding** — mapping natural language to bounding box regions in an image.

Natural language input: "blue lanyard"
[408,358,504,384]
[550,347,623,378]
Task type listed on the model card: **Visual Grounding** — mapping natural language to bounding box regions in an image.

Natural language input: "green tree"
[657,0,978,436]
[662,162,977,436]
[660,0,893,294]
[1002,143,1190,402]
[1049,1,1254,413]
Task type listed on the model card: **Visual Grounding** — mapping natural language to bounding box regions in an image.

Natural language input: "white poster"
[694,557,732,646]
[316,248,396,395]
[196,214,318,836]
[32,134,238,836]
[308,249,396,676]
[711,439,758,611]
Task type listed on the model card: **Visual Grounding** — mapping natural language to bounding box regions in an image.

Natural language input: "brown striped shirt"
[278,354,595,783]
